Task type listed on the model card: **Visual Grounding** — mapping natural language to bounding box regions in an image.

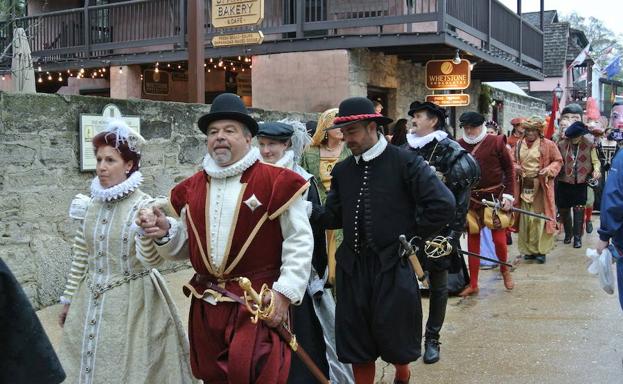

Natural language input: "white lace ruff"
[462,126,487,145]
[406,130,448,149]
[202,147,260,179]
[90,171,143,202]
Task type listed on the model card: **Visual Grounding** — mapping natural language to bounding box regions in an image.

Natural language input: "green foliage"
[0,0,27,20]
[478,84,492,115]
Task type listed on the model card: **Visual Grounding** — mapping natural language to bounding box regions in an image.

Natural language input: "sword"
[399,235,427,286]
[425,239,514,268]
[481,199,554,221]
[238,278,331,384]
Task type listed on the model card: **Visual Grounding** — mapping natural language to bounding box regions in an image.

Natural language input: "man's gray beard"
[211,150,233,166]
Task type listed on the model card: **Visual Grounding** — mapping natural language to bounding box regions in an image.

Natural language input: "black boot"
[560,209,572,244]
[424,270,447,364]
[423,339,441,364]
[572,206,585,248]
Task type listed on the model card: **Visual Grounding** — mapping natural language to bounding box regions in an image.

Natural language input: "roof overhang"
[25,32,543,82]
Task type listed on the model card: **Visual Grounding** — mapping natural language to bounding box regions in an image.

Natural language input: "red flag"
[545,93,558,139]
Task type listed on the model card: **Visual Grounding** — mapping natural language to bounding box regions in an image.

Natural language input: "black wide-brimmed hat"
[565,121,590,138]
[328,97,393,130]
[408,101,447,120]
[459,111,485,127]
[257,122,294,141]
[197,93,259,136]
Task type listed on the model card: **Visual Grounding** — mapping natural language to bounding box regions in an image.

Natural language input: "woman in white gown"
[57,120,195,384]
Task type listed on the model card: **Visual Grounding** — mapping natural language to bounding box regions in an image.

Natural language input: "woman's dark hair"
[390,118,408,146]
[92,131,141,175]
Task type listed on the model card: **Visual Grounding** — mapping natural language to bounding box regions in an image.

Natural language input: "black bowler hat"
[408,101,447,120]
[197,93,259,136]
[564,121,590,138]
[328,97,393,130]
[459,111,485,127]
[257,122,294,141]
[561,103,583,117]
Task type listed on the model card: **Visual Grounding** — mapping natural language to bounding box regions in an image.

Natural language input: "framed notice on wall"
[79,104,141,172]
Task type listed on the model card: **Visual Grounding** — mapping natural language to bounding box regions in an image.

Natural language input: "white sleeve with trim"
[153,209,190,261]
[272,196,313,305]
[60,228,89,304]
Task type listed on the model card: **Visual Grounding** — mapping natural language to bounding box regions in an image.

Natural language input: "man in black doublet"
[313,97,456,383]
[405,101,481,364]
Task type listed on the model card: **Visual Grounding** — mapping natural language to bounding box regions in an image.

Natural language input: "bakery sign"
[211,0,264,28]
[425,59,471,90]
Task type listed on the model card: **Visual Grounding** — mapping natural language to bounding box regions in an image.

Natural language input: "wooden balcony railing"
[0,0,542,71]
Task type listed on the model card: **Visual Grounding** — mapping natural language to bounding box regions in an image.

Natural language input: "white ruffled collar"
[274,150,295,169]
[407,130,448,149]
[462,126,487,145]
[202,147,260,179]
[90,171,143,202]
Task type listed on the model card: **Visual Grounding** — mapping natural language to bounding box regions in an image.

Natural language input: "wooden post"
[187,0,205,103]
[84,1,90,58]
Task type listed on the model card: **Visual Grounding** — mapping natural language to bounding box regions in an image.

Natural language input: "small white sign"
[79,104,141,172]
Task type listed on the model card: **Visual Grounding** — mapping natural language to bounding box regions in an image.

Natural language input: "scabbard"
[204,281,331,384]
[274,325,331,384]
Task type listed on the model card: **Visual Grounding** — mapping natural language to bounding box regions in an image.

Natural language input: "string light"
[80,68,85,74]
[177,64,181,69]
[155,67,159,73]
[38,65,42,72]
[58,73,63,82]
[207,69,211,72]
[218,59,223,67]
[102,68,106,73]
[209,58,213,63]
[119,67,123,74]
[238,55,241,60]
[47,72,52,80]
[1,75,5,81]
[38,74,42,83]
[167,63,171,68]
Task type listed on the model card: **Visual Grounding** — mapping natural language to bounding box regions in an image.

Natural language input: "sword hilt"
[424,236,453,258]
[399,234,414,255]
[238,277,274,324]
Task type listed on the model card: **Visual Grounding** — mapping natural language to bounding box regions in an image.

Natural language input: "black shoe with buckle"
[535,254,546,264]
[423,339,441,364]
[524,254,536,260]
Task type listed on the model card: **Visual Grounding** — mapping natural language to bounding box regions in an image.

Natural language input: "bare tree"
[561,12,623,79]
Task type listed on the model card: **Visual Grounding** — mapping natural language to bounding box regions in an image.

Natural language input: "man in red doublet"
[138,93,314,383]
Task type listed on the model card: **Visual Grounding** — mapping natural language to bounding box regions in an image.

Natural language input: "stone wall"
[490,87,547,135]
[349,48,482,137]
[0,91,316,309]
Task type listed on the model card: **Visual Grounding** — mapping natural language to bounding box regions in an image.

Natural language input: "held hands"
[136,207,169,239]
[58,303,70,327]
[262,290,291,328]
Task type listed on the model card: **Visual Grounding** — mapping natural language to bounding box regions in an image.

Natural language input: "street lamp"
[554,83,563,102]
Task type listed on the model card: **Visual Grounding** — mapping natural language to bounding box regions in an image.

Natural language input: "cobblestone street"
[37,220,622,384]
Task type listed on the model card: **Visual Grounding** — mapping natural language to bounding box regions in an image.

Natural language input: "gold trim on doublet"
[217,183,248,277]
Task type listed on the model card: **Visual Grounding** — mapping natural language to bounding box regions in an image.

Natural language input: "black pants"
[425,269,448,340]
[335,250,422,364]
[287,293,330,383]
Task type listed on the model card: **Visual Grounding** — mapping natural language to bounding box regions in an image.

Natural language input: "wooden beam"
[187,0,205,104]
